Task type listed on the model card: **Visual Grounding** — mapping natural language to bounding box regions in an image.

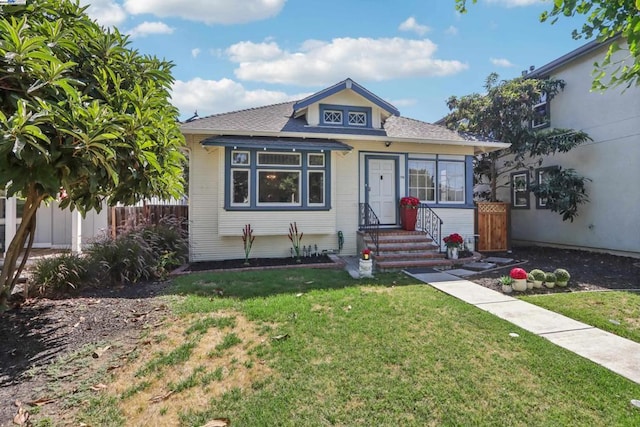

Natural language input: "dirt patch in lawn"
[468,246,640,293]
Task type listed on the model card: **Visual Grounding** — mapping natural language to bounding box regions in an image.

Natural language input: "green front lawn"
[85,269,640,426]
[521,291,640,344]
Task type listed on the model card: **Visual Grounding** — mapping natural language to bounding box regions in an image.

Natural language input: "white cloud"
[389,98,417,108]
[490,57,516,67]
[485,0,544,7]
[171,78,309,117]
[191,48,201,58]
[398,17,430,36]
[128,21,174,38]
[227,37,468,86]
[80,0,127,27]
[445,25,459,36]
[226,41,283,62]
[124,0,286,24]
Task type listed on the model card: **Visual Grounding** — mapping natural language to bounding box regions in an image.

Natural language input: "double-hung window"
[511,171,529,208]
[228,148,329,210]
[532,92,549,129]
[408,159,436,202]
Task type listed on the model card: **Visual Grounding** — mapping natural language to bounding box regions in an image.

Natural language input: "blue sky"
[81,0,589,123]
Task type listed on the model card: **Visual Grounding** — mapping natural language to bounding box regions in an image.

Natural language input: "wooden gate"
[477,202,509,252]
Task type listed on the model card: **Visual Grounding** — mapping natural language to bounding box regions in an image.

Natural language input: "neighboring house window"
[227,148,329,210]
[535,166,555,209]
[320,104,371,128]
[439,161,465,203]
[408,157,465,204]
[511,171,529,208]
[408,159,436,202]
[532,93,549,129]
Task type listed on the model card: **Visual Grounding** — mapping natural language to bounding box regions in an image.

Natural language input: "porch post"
[4,197,17,258]
[71,209,82,253]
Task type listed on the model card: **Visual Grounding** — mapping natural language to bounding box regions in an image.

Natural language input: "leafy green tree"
[444,73,591,221]
[0,0,185,307]
[455,0,640,89]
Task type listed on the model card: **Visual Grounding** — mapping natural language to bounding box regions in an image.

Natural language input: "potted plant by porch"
[510,267,528,292]
[399,196,420,231]
[443,233,464,259]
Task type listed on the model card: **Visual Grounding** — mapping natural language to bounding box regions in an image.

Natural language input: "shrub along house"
[181,79,508,268]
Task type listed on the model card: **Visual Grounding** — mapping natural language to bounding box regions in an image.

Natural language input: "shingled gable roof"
[292,78,400,116]
[181,79,509,153]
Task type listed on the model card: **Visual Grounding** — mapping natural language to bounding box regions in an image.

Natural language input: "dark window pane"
[232,170,249,204]
[308,172,324,204]
[258,171,300,204]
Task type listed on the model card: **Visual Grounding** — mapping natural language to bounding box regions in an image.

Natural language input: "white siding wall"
[505,45,640,256]
[188,133,477,261]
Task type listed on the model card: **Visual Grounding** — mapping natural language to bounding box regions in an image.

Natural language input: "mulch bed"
[468,246,640,293]
[184,254,338,272]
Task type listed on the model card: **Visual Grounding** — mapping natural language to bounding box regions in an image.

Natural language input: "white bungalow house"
[501,40,640,257]
[181,78,508,266]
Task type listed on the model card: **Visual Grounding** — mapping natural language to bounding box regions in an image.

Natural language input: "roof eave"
[182,128,509,152]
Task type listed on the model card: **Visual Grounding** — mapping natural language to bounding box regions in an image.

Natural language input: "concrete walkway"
[403,270,640,385]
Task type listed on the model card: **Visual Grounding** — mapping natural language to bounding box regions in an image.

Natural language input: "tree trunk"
[0,187,44,308]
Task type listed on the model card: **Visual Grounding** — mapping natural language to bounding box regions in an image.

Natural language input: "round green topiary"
[545,272,556,283]
[530,269,546,281]
[554,268,570,282]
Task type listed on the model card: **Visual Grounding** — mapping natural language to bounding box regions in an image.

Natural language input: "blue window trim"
[224,147,332,211]
[405,155,474,208]
[320,104,372,128]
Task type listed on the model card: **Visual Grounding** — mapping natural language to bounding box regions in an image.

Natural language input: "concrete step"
[375,252,445,261]
[376,258,452,271]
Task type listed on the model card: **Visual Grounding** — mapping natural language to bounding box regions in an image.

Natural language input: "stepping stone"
[446,269,477,277]
[484,257,514,264]
[463,261,497,271]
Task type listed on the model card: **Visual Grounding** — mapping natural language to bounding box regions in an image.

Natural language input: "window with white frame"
[348,111,367,126]
[227,148,328,209]
[535,167,554,208]
[532,92,549,129]
[320,104,371,128]
[323,110,342,125]
[439,161,465,203]
[511,171,529,208]
[408,159,436,202]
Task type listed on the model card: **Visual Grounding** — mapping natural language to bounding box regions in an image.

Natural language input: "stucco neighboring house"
[501,40,640,257]
[181,78,508,263]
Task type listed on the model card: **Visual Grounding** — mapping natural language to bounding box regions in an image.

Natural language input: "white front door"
[367,158,396,225]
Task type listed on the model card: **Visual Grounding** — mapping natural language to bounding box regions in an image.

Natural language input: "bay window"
[227,148,329,210]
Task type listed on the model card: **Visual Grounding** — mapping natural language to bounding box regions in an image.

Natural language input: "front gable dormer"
[293,78,399,129]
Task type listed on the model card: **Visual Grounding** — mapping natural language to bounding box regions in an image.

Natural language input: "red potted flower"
[399,196,420,231]
[362,248,371,260]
